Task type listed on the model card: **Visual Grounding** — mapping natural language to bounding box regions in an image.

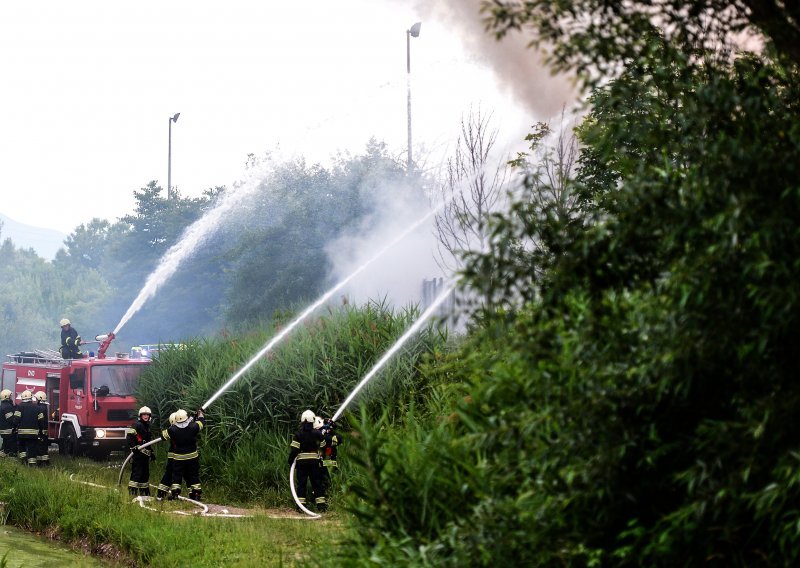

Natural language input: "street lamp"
[406,21,421,173]
[168,112,180,199]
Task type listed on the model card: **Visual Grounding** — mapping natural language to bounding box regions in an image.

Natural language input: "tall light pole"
[167,112,180,199]
[406,22,421,173]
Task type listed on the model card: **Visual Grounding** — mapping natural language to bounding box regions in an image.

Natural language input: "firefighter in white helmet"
[156,412,178,500]
[0,389,20,458]
[162,407,205,501]
[34,391,50,466]
[288,409,327,512]
[126,406,155,497]
[16,390,45,466]
[59,318,82,359]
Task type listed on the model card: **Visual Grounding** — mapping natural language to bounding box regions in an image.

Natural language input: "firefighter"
[16,390,45,466]
[59,318,82,359]
[288,409,327,512]
[126,406,155,497]
[320,418,342,494]
[34,391,50,466]
[162,408,205,501]
[156,412,178,501]
[0,389,20,458]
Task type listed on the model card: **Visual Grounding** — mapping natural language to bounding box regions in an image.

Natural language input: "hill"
[0,212,67,260]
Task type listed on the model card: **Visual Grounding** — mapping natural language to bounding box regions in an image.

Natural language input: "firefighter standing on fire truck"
[289,409,327,512]
[0,389,20,458]
[126,406,155,496]
[162,408,205,501]
[34,391,50,466]
[16,390,46,466]
[59,318,82,359]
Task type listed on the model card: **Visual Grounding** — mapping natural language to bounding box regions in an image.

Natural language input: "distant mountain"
[0,212,67,260]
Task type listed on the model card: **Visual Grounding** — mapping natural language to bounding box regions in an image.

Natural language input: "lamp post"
[406,22,421,173]
[167,112,180,199]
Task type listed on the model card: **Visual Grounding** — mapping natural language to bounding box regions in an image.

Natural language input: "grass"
[0,455,342,567]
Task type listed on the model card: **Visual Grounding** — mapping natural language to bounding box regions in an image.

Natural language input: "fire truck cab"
[1,349,150,458]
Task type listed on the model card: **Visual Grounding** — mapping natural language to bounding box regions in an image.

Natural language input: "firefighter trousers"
[0,433,17,457]
[157,459,173,498]
[295,459,327,511]
[17,436,39,466]
[129,452,151,496]
[171,456,201,499]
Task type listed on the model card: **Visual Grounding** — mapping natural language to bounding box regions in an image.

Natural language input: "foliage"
[0,236,111,356]
[336,5,800,567]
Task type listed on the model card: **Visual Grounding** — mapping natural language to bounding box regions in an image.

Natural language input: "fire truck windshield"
[90,365,143,397]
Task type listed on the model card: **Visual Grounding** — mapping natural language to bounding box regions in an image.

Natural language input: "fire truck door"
[1,368,15,391]
[46,374,60,421]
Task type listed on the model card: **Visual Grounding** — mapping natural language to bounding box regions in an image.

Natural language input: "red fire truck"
[0,334,150,458]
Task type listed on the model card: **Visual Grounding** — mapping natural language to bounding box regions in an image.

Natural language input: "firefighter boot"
[315,496,328,513]
[189,489,202,502]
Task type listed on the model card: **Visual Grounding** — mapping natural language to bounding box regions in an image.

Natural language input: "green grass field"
[0,454,343,567]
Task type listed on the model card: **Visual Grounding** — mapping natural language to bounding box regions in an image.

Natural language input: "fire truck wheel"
[59,424,80,458]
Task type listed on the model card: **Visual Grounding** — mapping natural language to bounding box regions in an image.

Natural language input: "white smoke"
[395,0,578,120]
[325,184,442,309]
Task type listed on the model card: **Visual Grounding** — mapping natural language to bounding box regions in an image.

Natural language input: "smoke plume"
[401,0,578,119]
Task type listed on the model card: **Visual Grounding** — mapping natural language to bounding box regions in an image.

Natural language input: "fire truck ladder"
[7,349,68,366]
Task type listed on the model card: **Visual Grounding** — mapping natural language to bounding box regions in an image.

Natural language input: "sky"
[0,1,576,235]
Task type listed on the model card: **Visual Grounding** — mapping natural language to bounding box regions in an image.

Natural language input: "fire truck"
[0,333,150,458]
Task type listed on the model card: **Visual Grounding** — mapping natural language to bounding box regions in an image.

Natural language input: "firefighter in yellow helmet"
[162,408,205,501]
[288,409,327,512]
[0,389,20,458]
[16,390,45,466]
[59,318,82,359]
[34,391,50,466]
[126,406,155,497]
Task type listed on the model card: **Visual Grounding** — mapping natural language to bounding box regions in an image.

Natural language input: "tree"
[56,218,112,270]
[434,109,508,272]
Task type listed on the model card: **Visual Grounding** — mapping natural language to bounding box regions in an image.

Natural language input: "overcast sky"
[0,1,574,235]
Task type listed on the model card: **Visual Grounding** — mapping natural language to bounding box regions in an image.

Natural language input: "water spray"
[112,165,271,338]
[200,206,440,410]
[331,279,456,422]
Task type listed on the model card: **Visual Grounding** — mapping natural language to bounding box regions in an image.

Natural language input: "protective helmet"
[60,318,70,326]
[138,406,152,416]
[313,416,324,429]
[174,409,189,424]
[301,409,315,423]
[168,412,177,426]
[20,390,33,402]
[34,391,47,402]
[0,389,12,401]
